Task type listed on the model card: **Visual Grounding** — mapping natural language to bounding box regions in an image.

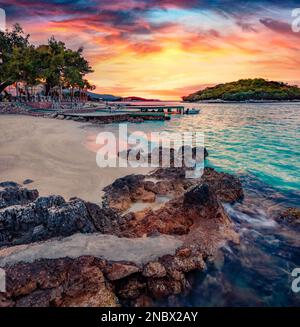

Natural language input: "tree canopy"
[0,24,94,96]
[182,78,300,102]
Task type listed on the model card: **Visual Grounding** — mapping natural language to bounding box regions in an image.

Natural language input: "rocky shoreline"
[0,103,162,124]
[1,137,298,307]
[0,161,248,307]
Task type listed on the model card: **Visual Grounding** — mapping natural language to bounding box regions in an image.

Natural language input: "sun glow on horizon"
[1,0,300,99]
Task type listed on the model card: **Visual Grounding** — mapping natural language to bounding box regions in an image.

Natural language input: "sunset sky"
[0,0,300,99]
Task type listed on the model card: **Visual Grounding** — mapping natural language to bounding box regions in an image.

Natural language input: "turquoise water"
[123,102,300,307]
[133,102,300,196]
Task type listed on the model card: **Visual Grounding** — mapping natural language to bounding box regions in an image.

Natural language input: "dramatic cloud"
[0,0,299,99]
[260,18,300,37]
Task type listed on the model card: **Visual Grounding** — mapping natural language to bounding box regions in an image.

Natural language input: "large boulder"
[201,168,244,203]
[0,183,124,247]
[119,183,232,237]
[103,167,243,214]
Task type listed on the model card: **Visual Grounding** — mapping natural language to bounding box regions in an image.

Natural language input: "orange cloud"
[1,0,300,99]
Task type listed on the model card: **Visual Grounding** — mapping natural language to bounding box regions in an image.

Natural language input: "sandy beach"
[0,115,150,203]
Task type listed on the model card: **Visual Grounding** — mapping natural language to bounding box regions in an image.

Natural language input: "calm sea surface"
[122,102,300,306]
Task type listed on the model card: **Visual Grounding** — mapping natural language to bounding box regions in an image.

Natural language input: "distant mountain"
[87,93,160,102]
[87,92,122,102]
[122,96,160,102]
[182,78,300,102]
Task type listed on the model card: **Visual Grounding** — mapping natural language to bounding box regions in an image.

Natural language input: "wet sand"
[0,115,150,203]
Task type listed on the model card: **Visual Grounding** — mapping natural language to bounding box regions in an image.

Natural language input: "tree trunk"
[45,84,51,96]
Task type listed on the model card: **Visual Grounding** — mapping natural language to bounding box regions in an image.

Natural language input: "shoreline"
[0,114,150,203]
[0,165,242,307]
[0,108,299,307]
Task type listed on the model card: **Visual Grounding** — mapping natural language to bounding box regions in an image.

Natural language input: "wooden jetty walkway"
[57,104,186,123]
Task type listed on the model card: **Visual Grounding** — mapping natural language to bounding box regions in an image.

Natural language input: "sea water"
[124,102,300,306]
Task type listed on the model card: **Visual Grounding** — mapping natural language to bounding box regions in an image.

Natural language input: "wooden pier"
[124,105,185,115]
[59,110,170,123]
[28,103,186,123]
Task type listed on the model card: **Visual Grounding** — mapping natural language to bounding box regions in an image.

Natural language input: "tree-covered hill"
[182,79,300,102]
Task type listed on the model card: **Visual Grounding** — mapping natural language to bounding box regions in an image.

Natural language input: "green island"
[182,78,300,102]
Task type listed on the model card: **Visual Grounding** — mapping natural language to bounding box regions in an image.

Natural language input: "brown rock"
[147,278,182,298]
[176,247,192,258]
[117,277,146,300]
[3,256,118,307]
[276,208,300,227]
[201,167,244,203]
[143,262,167,278]
[140,191,156,203]
[105,263,140,281]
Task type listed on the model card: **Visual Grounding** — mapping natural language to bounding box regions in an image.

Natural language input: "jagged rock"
[119,183,231,238]
[0,188,125,247]
[0,182,39,209]
[103,167,243,214]
[0,197,97,246]
[276,208,300,228]
[147,278,183,298]
[84,202,123,234]
[116,277,146,300]
[176,247,192,258]
[2,256,118,307]
[103,174,146,211]
[183,183,215,207]
[105,263,140,281]
[201,168,243,203]
[167,252,206,273]
[143,261,167,278]
[0,166,242,307]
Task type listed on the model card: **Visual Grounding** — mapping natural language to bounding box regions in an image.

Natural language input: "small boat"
[184,108,200,115]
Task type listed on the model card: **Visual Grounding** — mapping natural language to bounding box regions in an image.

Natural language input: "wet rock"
[201,168,244,203]
[276,208,300,228]
[119,183,230,238]
[0,165,242,307]
[183,183,215,207]
[152,167,243,203]
[103,175,147,211]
